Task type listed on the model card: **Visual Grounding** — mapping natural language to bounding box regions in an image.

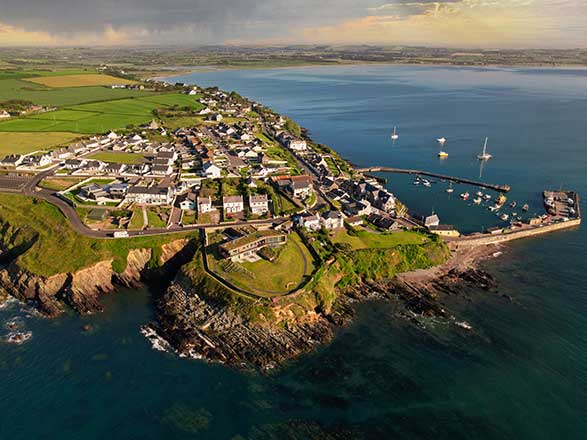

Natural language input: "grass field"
[87,151,146,164]
[0,131,79,155]
[0,193,197,277]
[39,177,85,191]
[147,209,168,228]
[0,78,156,107]
[128,210,145,230]
[0,94,203,134]
[331,229,428,250]
[25,74,137,88]
[211,233,314,296]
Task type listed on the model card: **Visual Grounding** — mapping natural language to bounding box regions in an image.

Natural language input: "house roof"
[223,195,243,204]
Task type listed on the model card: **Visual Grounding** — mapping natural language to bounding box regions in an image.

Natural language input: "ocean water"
[1,65,586,439]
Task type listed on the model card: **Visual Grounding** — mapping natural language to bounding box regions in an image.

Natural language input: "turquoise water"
[1,65,586,439]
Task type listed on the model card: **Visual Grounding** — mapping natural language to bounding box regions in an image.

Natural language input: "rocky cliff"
[0,239,197,317]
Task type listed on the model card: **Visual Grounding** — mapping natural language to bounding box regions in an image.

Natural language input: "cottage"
[249,194,269,215]
[84,160,104,172]
[202,161,222,179]
[223,195,244,215]
[297,212,321,231]
[103,163,127,175]
[197,196,214,214]
[178,192,197,211]
[424,214,440,228]
[321,210,344,230]
[0,110,10,119]
[346,216,363,227]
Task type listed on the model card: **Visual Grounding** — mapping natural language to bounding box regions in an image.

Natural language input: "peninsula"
[0,66,580,367]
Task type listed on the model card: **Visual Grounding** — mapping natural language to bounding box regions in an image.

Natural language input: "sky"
[0,0,585,48]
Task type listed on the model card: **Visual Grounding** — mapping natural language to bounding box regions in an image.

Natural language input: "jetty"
[356,167,511,193]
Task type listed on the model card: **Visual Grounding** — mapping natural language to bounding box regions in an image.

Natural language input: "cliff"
[0,239,197,317]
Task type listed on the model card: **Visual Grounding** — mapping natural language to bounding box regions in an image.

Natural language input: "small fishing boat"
[413,180,420,185]
[495,193,507,207]
[473,197,482,205]
[446,183,454,193]
[391,126,399,141]
[423,181,432,187]
[476,191,483,197]
[488,205,500,212]
[522,203,529,211]
[460,192,470,200]
[477,137,492,161]
[483,194,492,201]
[437,137,447,145]
[500,213,509,221]
[438,151,449,158]
[510,201,517,208]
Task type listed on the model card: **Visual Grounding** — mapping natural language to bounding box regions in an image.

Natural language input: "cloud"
[0,0,584,47]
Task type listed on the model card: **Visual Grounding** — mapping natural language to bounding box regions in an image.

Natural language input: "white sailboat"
[391,126,399,141]
[477,137,492,161]
[437,137,446,145]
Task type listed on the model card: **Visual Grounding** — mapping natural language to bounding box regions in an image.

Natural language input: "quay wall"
[449,219,581,249]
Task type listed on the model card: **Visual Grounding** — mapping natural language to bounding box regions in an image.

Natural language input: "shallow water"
[1,65,586,439]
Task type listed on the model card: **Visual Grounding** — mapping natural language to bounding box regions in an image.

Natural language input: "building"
[64,159,86,170]
[321,210,344,230]
[219,230,287,262]
[223,195,244,214]
[103,163,127,174]
[197,196,214,214]
[297,212,321,231]
[346,216,363,227]
[126,186,173,205]
[152,164,173,176]
[202,161,222,179]
[249,194,269,215]
[0,110,10,119]
[178,192,197,211]
[424,214,440,228]
[428,225,460,238]
[275,175,313,199]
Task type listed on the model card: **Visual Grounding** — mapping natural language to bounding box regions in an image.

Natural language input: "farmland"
[0,78,154,107]
[25,74,137,88]
[0,131,79,155]
[0,94,204,134]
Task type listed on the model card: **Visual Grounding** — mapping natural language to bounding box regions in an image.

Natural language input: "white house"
[249,194,269,215]
[297,212,321,231]
[202,161,222,179]
[223,195,244,214]
[197,196,214,214]
[424,214,440,228]
[0,110,10,119]
[179,192,197,211]
[126,186,173,205]
[321,210,344,230]
[288,138,307,151]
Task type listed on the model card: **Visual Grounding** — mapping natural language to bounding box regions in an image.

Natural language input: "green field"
[211,233,314,296]
[0,131,79,155]
[331,229,428,250]
[147,209,168,228]
[0,94,203,134]
[39,177,85,191]
[87,151,146,164]
[0,193,197,277]
[26,74,137,88]
[0,78,155,107]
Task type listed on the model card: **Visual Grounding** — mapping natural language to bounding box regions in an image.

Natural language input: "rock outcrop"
[0,239,197,318]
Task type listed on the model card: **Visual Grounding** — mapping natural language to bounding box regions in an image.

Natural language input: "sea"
[1,65,586,439]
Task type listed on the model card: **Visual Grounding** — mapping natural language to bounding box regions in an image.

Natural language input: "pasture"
[0,132,79,155]
[0,94,203,134]
[0,78,154,107]
[87,151,146,164]
[25,74,137,88]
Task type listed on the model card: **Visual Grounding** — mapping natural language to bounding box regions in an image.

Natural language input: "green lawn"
[0,131,79,155]
[128,210,145,230]
[0,193,197,277]
[210,232,314,296]
[146,209,168,228]
[0,93,204,134]
[87,151,146,164]
[331,229,428,250]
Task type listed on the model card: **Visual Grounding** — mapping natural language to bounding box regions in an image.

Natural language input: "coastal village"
[0,80,581,265]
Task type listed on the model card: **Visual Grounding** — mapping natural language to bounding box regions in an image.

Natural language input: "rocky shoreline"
[148,244,501,371]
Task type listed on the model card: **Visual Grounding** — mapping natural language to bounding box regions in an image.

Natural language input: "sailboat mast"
[483,137,488,155]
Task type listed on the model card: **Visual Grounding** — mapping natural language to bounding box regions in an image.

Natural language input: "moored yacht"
[477,137,493,161]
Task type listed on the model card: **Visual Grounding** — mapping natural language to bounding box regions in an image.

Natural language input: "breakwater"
[357,167,511,193]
